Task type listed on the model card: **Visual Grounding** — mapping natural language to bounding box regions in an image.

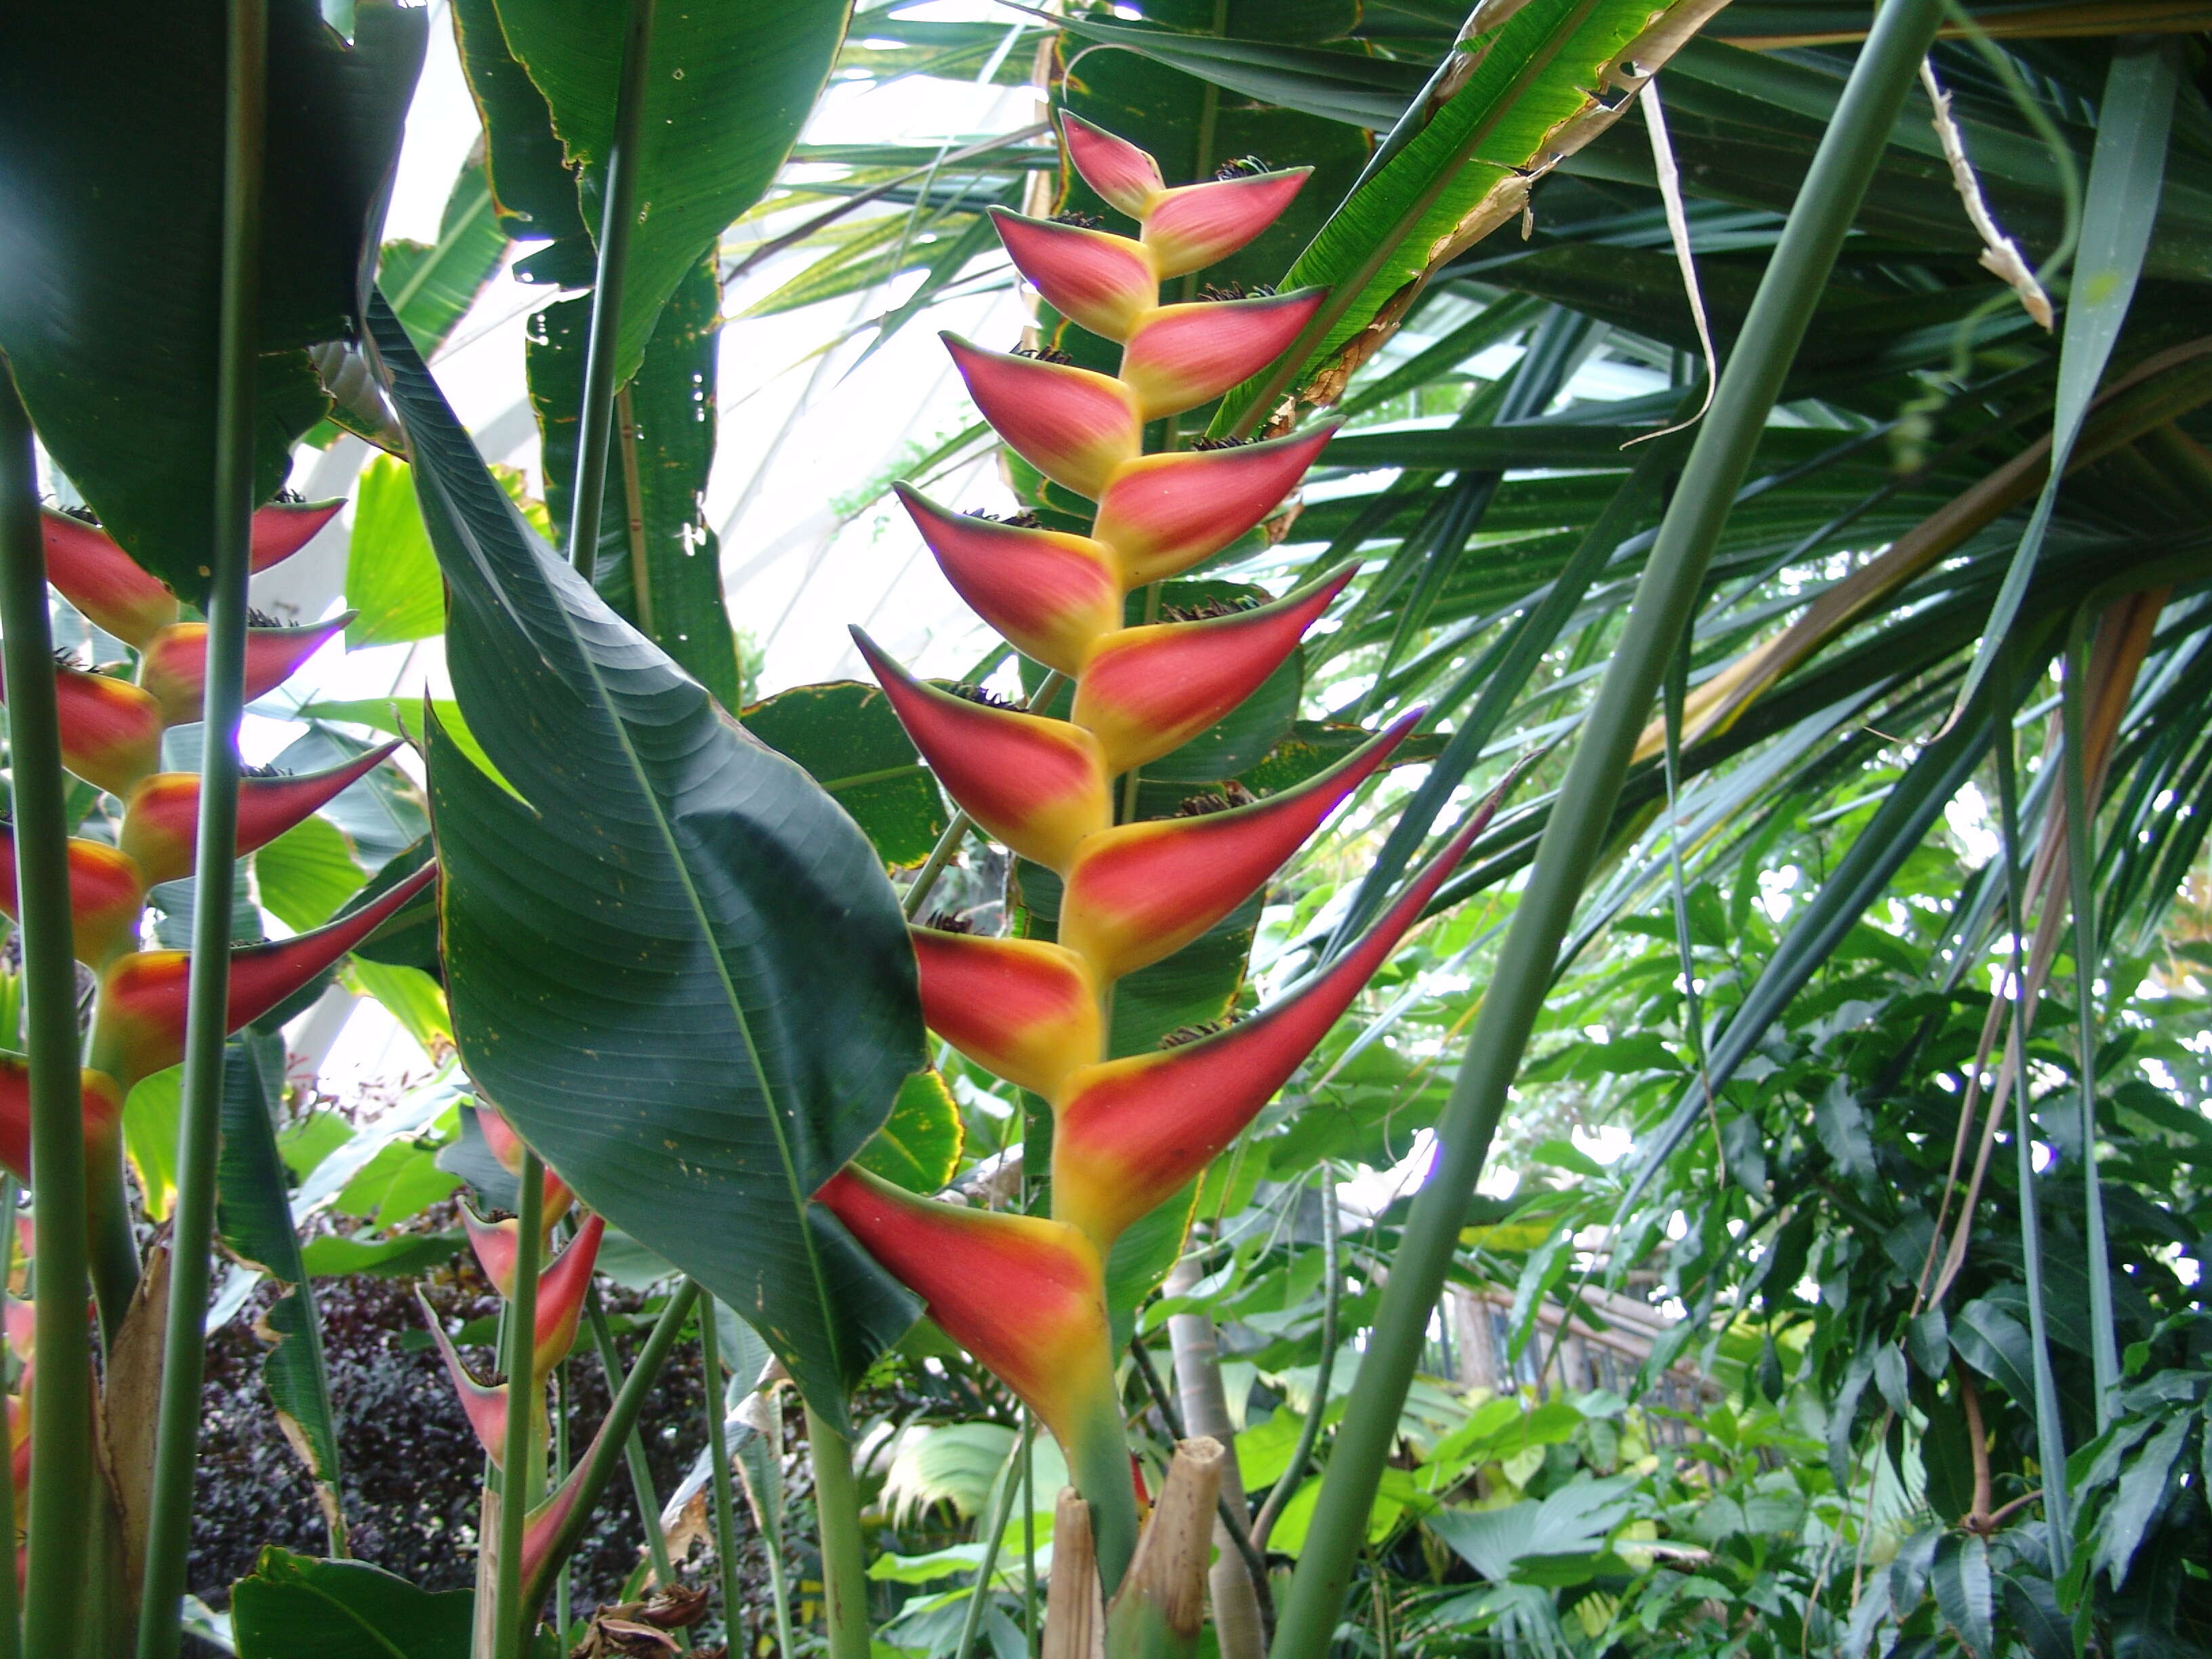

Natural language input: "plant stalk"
[1,371,96,1659]
[2062,621,2120,1423]
[585,1284,678,1587]
[566,0,659,577]
[136,3,266,1652]
[806,1404,873,1659]
[696,1292,748,1652]
[526,1279,702,1609]
[0,1176,21,1659]
[1263,3,1946,1650]
[492,1153,546,1659]
[951,1433,1024,1659]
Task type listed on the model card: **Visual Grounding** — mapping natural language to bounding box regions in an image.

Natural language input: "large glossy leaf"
[529,251,741,707]
[216,1038,345,1537]
[1208,0,1722,433]
[369,300,922,1425]
[449,0,593,264]
[231,1549,473,1659]
[491,0,853,380]
[378,152,506,356]
[343,455,447,650]
[741,681,950,870]
[0,0,425,593]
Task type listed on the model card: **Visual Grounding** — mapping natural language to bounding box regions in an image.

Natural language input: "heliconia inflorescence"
[816,115,1516,1593]
[0,502,432,1273]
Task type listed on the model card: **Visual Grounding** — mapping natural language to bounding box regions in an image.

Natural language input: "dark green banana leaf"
[489,0,853,380]
[529,251,743,708]
[0,0,424,594]
[369,299,922,1428]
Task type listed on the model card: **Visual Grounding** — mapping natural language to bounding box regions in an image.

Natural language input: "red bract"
[5,664,165,797]
[941,335,1141,499]
[249,499,344,571]
[1051,813,1488,1252]
[895,487,1122,678]
[1058,714,1418,981]
[1060,112,1166,219]
[910,928,1101,1098]
[118,741,407,887]
[472,1103,577,1225]
[854,630,1110,871]
[1092,426,1337,587]
[0,1059,126,1187]
[40,509,180,646]
[1142,168,1313,277]
[135,615,352,726]
[987,209,1158,342]
[1118,289,1327,420]
[90,861,438,1086]
[0,832,145,966]
[464,1209,606,1381]
[1070,565,1356,773]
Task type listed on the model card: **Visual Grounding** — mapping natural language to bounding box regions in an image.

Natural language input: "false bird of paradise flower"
[811,115,1521,1594]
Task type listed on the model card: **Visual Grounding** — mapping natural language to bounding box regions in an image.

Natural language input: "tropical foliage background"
[1,1,2210,1658]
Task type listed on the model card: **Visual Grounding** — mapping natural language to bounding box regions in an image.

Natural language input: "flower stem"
[135,4,265,1652]
[951,1435,1024,1659]
[805,1403,872,1659]
[0,373,96,1659]
[695,1291,748,1651]
[584,1284,678,1586]
[493,1152,546,1659]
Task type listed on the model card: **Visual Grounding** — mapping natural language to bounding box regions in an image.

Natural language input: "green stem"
[584,1284,678,1586]
[1252,1171,1338,1553]
[2062,619,2120,1424]
[1990,710,2072,1559]
[1021,1416,1037,1659]
[1262,4,1946,1652]
[0,1176,20,1659]
[951,1437,1024,1659]
[566,0,658,577]
[135,5,265,1652]
[526,1280,701,1610]
[805,1404,872,1659]
[695,1292,747,1652]
[493,1153,546,1659]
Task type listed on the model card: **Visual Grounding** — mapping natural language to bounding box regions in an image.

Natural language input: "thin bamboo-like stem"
[1021,1414,1038,1659]
[526,1279,701,1606]
[696,1292,747,1653]
[951,1437,1023,1659]
[1990,714,2072,1560]
[806,1404,873,1659]
[493,1153,546,1659]
[136,4,265,1652]
[2062,621,2120,1423]
[584,1284,678,1586]
[0,1175,21,1659]
[903,671,1065,918]
[1,373,96,1659]
[1263,5,1946,1650]
[566,0,659,577]
[1252,1172,1338,1553]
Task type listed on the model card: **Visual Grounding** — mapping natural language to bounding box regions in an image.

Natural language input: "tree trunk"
[1162,1257,1265,1659]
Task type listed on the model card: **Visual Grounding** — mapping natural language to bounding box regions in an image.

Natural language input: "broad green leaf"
[742,680,950,869]
[1930,1532,1995,1657]
[344,455,447,650]
[257,814,368,933]
[300,1231,468,1277]
[1429,1475,1635,1582]
[373,300,923,1424]
[855,1070,964,1193]
[297,695,502,787]
[379,152,507,356]
[123,1066,186,1225]
[490,0,853,380]
[0,1,426,593]
[1105,1182,1197,1349]
[231,1549,472,1659]
[216,1041,345,1526]
[333,1134,459,1226]
[1208,0,1717,434]
[344,960,454,1055]
[450,0,592,257]
[529,251,741,706]
[1045,13,1424,129]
